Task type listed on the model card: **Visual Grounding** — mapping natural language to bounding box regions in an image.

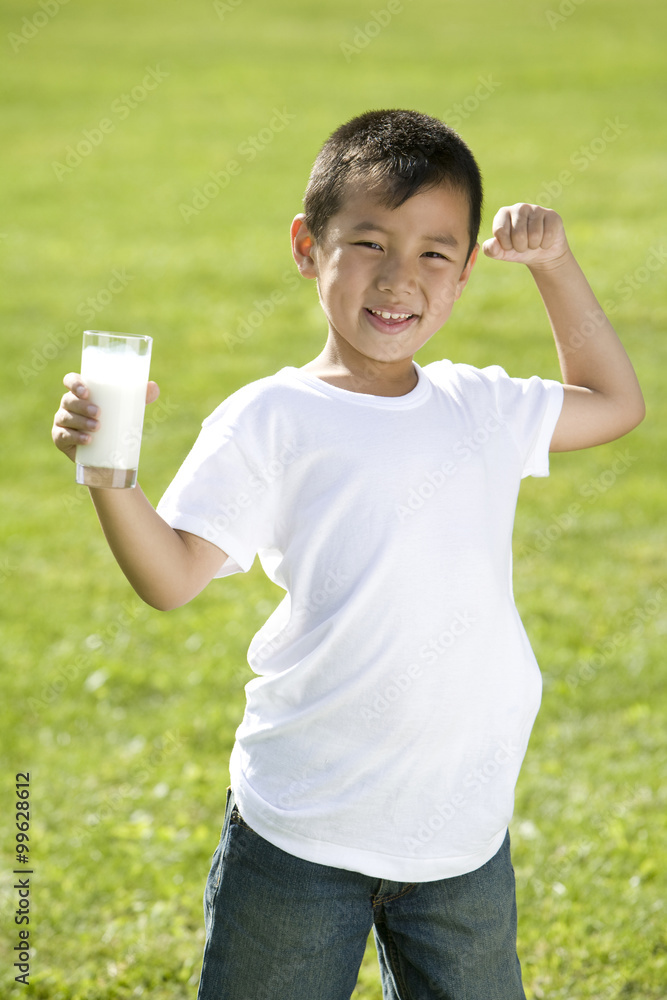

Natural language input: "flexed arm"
[483,204,645,451]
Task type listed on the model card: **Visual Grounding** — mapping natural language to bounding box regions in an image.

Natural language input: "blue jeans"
[197,788,526,1000]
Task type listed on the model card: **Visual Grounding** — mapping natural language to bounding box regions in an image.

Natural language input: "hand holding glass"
[75,331,153,489]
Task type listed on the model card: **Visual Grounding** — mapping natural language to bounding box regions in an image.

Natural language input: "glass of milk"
[75,331,153,489]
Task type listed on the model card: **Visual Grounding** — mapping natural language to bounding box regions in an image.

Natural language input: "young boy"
[53,110,644,999]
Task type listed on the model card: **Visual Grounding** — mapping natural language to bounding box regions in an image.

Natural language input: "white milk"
[76,345,151,470]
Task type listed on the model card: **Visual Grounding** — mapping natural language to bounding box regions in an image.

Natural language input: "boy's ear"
[454,242,479,300]
[291,214,317,279]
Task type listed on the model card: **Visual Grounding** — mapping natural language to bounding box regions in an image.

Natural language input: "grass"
[1,0,666,996]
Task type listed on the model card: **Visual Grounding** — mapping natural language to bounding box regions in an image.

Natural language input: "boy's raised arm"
[52,374,228,610]
[483,204,645,451]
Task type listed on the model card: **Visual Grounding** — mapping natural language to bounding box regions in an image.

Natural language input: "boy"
[53,110,644,999]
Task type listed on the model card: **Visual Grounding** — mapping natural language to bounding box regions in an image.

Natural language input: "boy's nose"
[375,256,417,296]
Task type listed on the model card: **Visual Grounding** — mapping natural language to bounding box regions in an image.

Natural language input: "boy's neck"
[300,339,419,397]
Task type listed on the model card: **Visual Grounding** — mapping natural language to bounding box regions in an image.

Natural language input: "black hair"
[303,109,483,262]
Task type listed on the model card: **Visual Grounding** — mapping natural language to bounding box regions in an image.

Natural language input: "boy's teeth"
[370,309,412,320]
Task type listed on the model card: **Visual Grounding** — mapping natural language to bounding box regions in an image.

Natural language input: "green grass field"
[1,1,666,996]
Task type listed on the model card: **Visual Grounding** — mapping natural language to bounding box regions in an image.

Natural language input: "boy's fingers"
[59,388,99,420]
[56,375,160,461]
[540,210,562,250]
[508,204,541,254]
[491,207,513,251]
[52,413,90,457]
[486,203,567,262]
[54,369,99,455]
[57,403,98,431]
[63,372,159,405]
[53,422,88,447]
[492,204,549,253]
[526,210,545,250]
[63,372,88,398]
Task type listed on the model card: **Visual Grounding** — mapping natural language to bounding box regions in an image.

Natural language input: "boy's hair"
[303,109,483,263]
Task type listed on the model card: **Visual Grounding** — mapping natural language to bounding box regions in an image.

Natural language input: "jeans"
[197,788,526,1000]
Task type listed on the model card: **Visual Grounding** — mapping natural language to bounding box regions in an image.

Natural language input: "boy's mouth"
[364,307,418,334]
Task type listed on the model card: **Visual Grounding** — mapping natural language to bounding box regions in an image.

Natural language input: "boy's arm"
[86,486,228,611]
[52,374,228,610]
[483,204,645,451]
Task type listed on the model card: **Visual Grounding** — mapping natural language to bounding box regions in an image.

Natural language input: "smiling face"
[292,179,478,390]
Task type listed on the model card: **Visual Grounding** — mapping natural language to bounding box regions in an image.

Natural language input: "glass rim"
[83,330,152,345]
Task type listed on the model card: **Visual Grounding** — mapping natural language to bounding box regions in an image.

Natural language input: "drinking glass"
[75,330,153,489]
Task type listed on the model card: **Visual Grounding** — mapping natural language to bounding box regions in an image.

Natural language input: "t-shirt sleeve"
[156,400,278,579]
[484,366,564,479]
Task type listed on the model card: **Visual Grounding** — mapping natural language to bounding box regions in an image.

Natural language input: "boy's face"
[291,180,478,371]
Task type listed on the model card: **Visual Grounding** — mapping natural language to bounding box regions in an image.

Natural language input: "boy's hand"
[482,203,570,270]
[52,372,160,463]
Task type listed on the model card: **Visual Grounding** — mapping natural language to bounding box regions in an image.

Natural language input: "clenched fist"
[483,203,570,270]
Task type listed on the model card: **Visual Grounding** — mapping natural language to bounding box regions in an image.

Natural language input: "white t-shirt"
[157,359,564,881]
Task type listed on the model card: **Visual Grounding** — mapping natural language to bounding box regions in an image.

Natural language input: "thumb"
[482,237,503,259]
[146,380,160,405]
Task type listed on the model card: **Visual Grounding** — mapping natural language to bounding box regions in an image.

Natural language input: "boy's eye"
[353,242,451,261]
